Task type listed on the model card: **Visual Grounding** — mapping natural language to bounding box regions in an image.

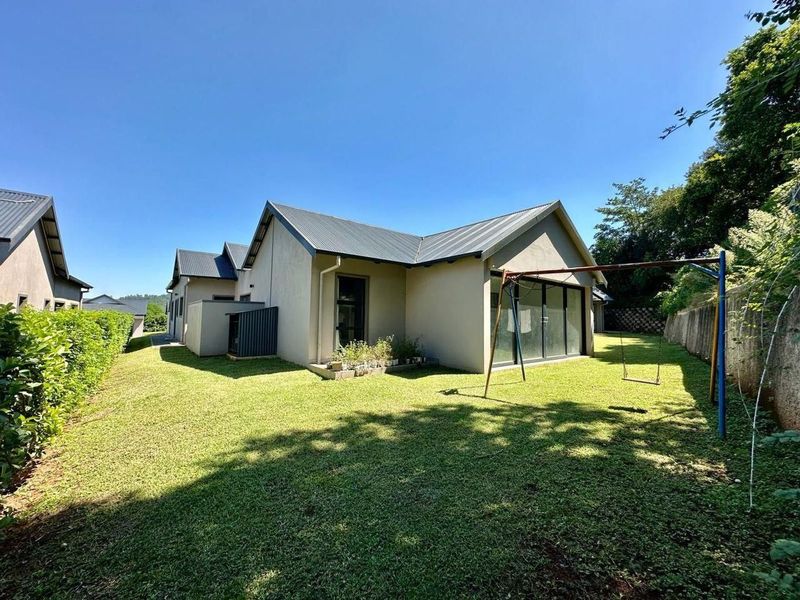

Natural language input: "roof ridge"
[271,202,421,241]
[420,202,556,240]
[0,187,52,202]
[177,247,222,256]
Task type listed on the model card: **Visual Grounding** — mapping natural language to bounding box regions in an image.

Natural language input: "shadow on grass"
[158,345,303,379]
[1,390,788,598]
[124,333,156,353]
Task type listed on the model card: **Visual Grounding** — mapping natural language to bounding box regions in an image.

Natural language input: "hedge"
[0,305,133,491]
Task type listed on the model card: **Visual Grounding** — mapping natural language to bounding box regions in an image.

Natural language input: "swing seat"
[622,376,661,386]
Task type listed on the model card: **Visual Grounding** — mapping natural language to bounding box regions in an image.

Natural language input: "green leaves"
[773,488,800,500]
[0,305,133,491]
[770,539,800,561]
[762,430,800,445]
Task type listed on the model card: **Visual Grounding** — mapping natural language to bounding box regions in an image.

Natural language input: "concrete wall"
[185,300,266,357]
[249,220,313,365]
[665,290,800,429]
[406,257,486,373]
[311,255,407,363]
[132,316,145,338]
[0,222,82,309]
[488,211,597,358]
[169,276,237,342]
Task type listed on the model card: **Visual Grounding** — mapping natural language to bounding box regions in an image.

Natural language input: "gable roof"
[0,188,91,289]
[244,201,604,282]
[167,243,247,290]
[223,242,249,270]
[84,294,146,316]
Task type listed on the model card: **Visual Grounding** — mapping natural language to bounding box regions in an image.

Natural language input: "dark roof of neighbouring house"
[244,200,604,282]
[592,288,613,303]
[224,242,249,270]
[84,294,145,316]
[0,187,91,289]
[167,241,248,290]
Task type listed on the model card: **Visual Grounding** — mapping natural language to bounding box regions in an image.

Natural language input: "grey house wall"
[248,219,312,365]
[169,276,237,342]
[185,300,265,356]
[0,222,82,308]
[244,208,598,373]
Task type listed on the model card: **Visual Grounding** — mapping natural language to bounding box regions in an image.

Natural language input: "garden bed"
[307,358,438,380]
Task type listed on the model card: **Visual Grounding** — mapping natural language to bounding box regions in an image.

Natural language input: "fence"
[229,306,278,358]
[604,307,666,334]
[664,291,800,429]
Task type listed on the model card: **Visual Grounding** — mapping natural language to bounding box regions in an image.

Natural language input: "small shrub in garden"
[392,337,423,361]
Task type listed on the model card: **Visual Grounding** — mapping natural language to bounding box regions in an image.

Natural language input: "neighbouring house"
[83,294,147,337]
[178,200,606,373]
[165,242,249,342]
[0,188,91,310]
[592,288,613,333]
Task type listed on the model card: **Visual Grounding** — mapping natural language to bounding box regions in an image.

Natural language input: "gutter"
[316,256,341,364]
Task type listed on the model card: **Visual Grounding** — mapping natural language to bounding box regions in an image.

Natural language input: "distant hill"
[119,293,169,309]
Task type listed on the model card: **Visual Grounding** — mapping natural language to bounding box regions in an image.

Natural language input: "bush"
[392,337,423,361]
[0,305,133,490]
[331,336,398,369]
[145,303,167,332]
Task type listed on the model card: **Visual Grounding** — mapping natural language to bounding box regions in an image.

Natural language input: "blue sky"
[0,1,769,296]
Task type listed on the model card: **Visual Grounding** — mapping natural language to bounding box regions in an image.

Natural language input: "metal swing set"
[483,252,729,438]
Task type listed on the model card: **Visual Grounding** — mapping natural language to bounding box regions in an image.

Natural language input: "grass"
[1,333,798,598]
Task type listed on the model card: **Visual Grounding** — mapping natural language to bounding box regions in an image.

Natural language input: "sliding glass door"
[490,274,584,366]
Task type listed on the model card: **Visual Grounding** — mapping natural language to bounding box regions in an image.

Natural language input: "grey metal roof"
[0,187,91,289]
[224,242,249,270]
[592,288,613,303]
[243,199,605,283]
[177,249,238,280]
[0,188,52,241]
[84,295,145,316]
[415,205,552,263]
[271,203,421,264]
[265,201,553,265]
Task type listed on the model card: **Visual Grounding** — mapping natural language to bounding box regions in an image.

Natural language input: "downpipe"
[316,256,341,364]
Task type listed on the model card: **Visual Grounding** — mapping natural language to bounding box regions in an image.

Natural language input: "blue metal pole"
[717,251,726,438]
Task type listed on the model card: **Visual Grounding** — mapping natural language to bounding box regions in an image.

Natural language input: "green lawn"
[2,334,798,598]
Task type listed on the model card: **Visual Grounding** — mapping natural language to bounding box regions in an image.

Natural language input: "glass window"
[336,276,366,347]
[517,281,543,360]
[544,285,566,357]
[566,287,583,355]
[490,275,515,365]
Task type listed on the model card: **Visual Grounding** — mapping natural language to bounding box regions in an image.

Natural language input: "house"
[0,188,91,310]
[181,200,606,374]
[592,288,613,333]
[83,294,147,337]
[165,242,249,342]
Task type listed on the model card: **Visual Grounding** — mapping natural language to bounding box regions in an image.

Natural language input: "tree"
[591,180,682,305]
[144,303,167,332]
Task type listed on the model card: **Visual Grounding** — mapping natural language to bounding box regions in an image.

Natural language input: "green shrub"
[0,305,133,490]
[332,336,397,369]
[145,303,167,332]
[392,337,423,361]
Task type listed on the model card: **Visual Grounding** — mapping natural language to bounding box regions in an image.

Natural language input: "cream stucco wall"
[169,276,237,342]
[0,223,83,309]
[487,211,598,360]
[249,220,312,365]
[405,258,486,373]
[185,300,265,356]
[312,255,407,363]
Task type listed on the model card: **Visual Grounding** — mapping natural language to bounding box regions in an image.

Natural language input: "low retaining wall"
[664,292,800,428]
